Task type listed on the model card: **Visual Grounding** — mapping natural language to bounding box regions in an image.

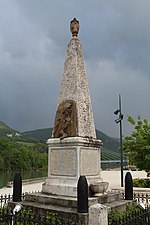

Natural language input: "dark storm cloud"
[0,0,150,137]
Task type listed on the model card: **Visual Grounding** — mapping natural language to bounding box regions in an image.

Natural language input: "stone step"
[25,192,78,208]
[95,192,122,204]
[9,193,134,223]
[10,198,134,222]
[9,200,80,224]
[105,199,136,212]
[25,192,122,209]
[21,200,77,214]
[23,191,127,215]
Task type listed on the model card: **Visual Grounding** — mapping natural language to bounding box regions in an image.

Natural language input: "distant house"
[7,132,22,138]
[7,134,13,138]
[15,132,22,137]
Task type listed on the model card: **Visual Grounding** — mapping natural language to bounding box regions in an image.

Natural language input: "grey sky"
[0,0,150,137]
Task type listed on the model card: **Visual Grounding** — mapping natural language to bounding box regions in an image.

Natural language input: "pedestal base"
[42,137,102,196]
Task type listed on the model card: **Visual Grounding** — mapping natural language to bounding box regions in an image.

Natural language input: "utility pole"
[114,94,124,187]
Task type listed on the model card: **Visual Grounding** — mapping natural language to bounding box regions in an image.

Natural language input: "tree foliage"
[0,137,48,171]
[123,115,150,172]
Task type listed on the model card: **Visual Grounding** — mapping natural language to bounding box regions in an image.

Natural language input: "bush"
[0,208,63,225]
[133,178,150,188]
[108,203,140,224]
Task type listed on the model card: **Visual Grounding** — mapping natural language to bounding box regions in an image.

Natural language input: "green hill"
[23,128,52,141]
[96,130,119,151]
[0,121,18,136]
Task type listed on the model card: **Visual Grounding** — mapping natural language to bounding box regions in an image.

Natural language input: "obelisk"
[42,18,102,197]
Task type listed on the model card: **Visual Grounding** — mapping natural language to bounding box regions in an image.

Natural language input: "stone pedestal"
[42,137,102,196]
[89,204,108,225]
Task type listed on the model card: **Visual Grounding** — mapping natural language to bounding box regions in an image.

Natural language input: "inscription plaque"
[80,148,99,175]
[50,148,77,176]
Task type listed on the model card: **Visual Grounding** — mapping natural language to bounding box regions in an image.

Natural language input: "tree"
[123,115,150,172]
[0,137,48,171]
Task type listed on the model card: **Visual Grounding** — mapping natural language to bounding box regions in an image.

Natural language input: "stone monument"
[9,20,133,225]
[42,18,102,197]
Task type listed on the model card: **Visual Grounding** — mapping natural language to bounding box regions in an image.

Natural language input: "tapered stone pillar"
[42,18,102,197]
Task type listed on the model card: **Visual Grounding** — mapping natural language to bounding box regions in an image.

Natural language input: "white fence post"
[89,203,108,225]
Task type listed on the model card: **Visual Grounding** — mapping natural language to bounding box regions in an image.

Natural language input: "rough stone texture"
[80,148,100,176]
[89,204,108,225]
[44,28,102,196]
[42,137,102,196]
[50,148,77,176]
[52,37,96,139]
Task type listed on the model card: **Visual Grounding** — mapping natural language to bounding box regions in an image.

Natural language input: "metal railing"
[0,192,26,208]
[133,192,150,206]
[109,206,150,225]
[113,190,150,206]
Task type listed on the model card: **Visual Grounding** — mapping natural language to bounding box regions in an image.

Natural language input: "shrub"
[0,207,63,225]
[108,203,140,224]
[133,178,150,188]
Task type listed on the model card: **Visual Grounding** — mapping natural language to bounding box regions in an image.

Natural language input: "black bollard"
[13,172,22,202]
[125,172,133,200]
[77,176,88,213]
